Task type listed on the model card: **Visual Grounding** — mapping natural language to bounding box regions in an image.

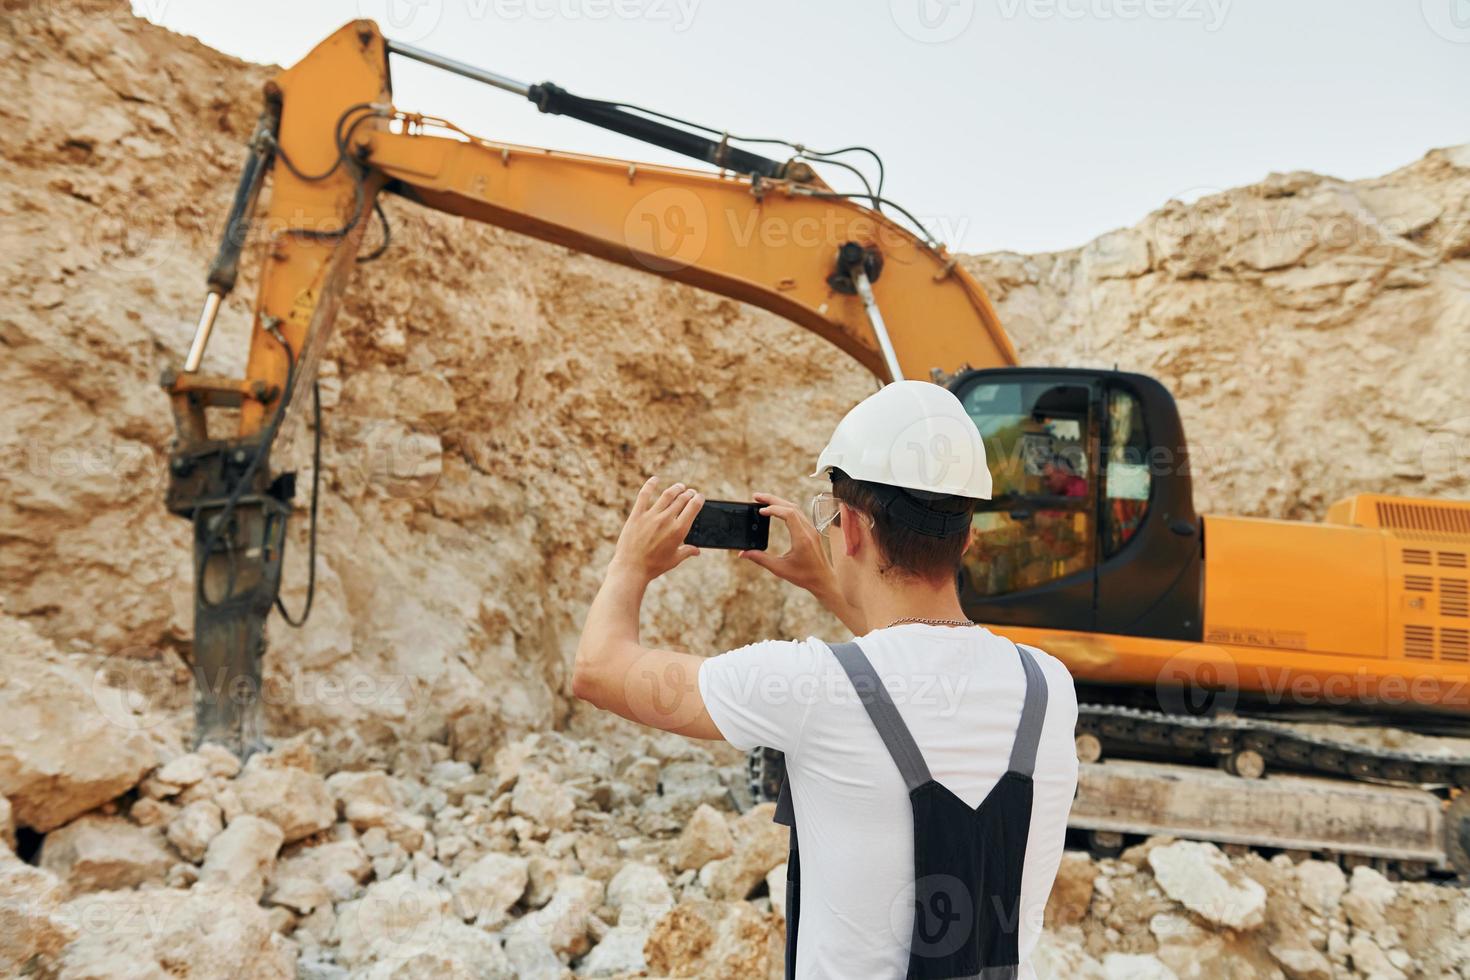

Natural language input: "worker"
[573,380,1079,979]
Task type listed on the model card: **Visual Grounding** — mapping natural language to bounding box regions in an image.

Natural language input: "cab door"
[953,372,1100,631]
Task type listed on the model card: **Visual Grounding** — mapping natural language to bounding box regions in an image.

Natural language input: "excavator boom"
[163,20,1015,751]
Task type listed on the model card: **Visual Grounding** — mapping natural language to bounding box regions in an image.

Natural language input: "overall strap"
[830,641,933,792]
[1007,643,1050,777]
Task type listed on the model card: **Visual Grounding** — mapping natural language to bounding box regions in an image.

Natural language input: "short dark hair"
[831,470,976,584]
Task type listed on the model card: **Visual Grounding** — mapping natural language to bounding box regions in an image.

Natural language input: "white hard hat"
[812,380,992,500]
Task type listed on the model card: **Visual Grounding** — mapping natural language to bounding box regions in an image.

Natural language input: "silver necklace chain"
[884,616,977,629]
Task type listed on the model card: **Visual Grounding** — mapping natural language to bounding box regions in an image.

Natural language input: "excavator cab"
[948,367,1204,641]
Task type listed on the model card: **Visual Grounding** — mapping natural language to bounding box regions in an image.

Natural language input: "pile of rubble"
[5,625,1470,979]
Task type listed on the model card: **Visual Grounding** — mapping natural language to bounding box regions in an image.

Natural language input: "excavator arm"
[163,20,1016,751]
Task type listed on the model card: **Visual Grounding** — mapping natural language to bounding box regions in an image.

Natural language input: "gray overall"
[774,639,1050,979]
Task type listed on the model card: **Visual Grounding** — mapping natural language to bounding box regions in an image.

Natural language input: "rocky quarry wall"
[2,2,1469,977]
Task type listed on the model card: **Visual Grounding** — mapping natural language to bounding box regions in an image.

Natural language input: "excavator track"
[750,707,1470,880]
[1076,704,1470,788]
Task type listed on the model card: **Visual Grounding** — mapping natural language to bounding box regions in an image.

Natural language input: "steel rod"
[184,290,223,372]
[853,268,904,383]
[386,40,531,97]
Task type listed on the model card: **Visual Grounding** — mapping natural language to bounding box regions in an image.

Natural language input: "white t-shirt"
[698,624,1078,980]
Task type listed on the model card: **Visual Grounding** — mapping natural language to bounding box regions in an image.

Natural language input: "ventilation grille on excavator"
[1401,544,1469,660]
[1377,500,1470,535]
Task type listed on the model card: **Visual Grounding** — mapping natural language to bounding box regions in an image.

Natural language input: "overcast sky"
[133,0,1467,254]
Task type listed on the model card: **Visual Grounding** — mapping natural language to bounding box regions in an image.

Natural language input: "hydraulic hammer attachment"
[164,437,294,755]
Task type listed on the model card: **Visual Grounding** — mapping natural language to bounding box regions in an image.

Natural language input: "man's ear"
[840,502,864,558]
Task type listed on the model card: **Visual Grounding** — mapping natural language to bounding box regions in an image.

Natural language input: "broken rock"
[198,814,284,900]
[0,618,161,832]
[512,768,575,832]
[450,851,529,926]
[165,799,223,863]
[235,754,335,843]
[505,873,604,958]
[0,854,77,977]
[702,802,787,901]
[38,813,172,897]
[1148,839,1266,930]
[58,886,295,979]
[671,802,734,872]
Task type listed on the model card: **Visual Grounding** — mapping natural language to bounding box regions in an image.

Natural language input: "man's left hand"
[611,477,704,580]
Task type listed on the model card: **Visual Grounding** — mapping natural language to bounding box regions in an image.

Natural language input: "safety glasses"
[810,492,842,534]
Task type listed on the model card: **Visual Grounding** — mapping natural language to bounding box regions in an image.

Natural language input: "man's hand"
[611,477,704,580]
[572,476,721,740]
[740,492,867,634]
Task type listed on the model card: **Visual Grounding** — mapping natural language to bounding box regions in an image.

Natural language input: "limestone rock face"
[964,149,1470,519]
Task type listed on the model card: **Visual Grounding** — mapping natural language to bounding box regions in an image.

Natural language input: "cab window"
[957,381,1095,597]
[1103,387,1151,556]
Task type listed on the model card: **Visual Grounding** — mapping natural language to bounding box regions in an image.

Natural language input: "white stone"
[1147,840,1266,930]
[506,874,604,958]
[234,756,335,844]
[578,924,652,977]
[512,769,575,832]
[1269,942,1332,980]
[198,814,284,900]
[156,752,211,788]
[605,861,673,927]
[335,873,456,967]
[766,863,788,921]
[671,803,734,872]
[166,799,223,863]
[0,855,76,976]
[325,769,397,829]
[1294,860,1347,915]
[450,851,529,926]
[1102,952,1178,980]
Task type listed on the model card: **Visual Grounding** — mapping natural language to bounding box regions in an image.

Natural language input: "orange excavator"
[164,22,1470,876]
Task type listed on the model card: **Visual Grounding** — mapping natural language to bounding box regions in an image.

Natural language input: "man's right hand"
[740,492,867,635]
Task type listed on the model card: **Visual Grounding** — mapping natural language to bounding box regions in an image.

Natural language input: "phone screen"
[683,500,770,551]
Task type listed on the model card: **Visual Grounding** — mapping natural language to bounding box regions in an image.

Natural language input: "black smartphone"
[684,499,770,551]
